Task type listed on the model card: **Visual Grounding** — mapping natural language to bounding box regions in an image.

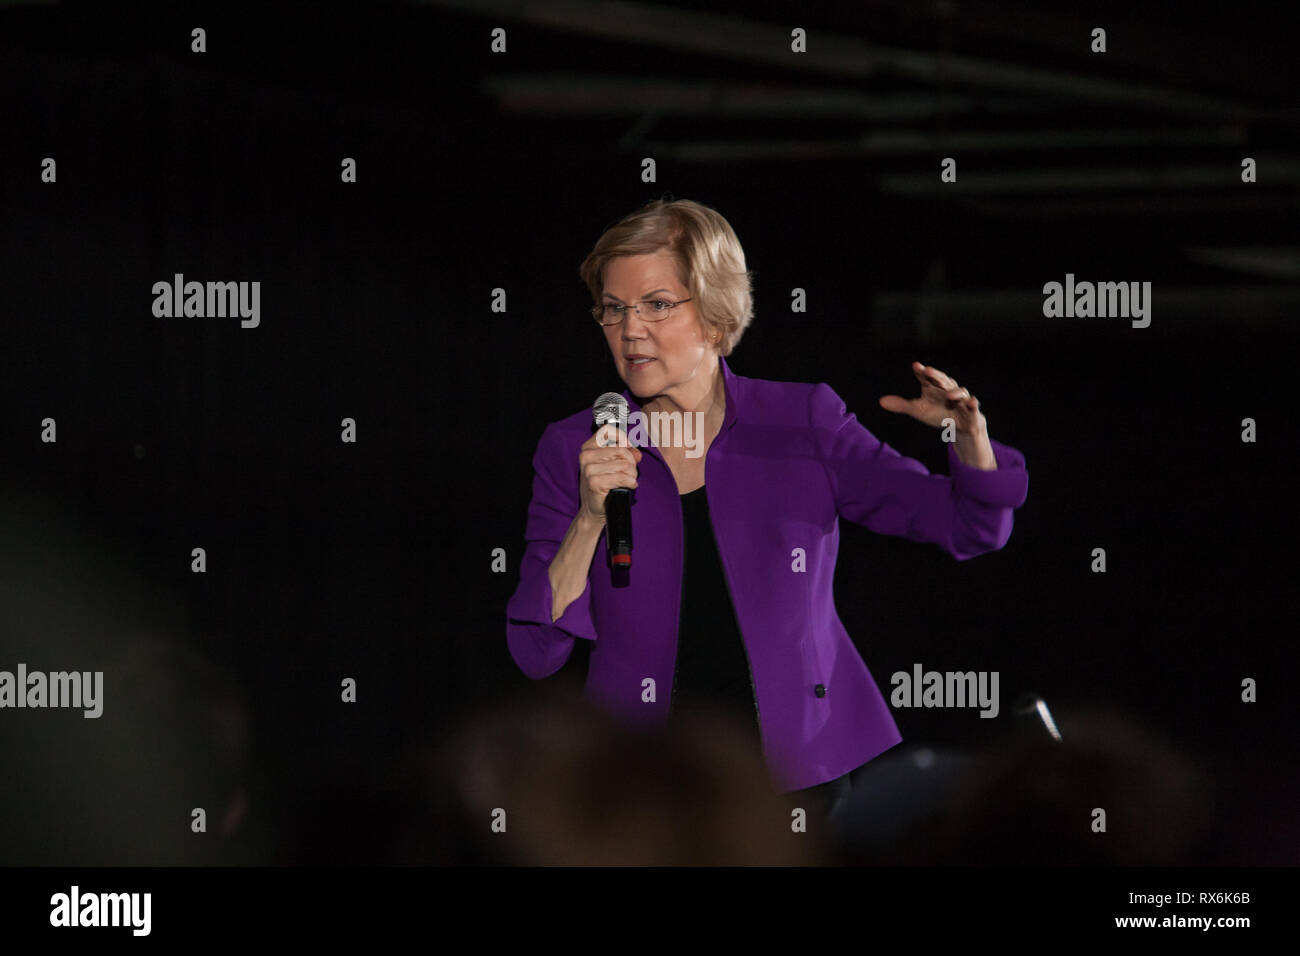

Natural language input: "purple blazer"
[506,356,1029,792]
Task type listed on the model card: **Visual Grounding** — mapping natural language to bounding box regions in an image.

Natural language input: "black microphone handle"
[605,487,633,568]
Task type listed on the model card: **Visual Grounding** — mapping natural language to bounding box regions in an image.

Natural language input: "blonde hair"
[579,198,754,356]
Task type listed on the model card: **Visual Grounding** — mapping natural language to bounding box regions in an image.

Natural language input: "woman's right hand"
[578,424,642,524]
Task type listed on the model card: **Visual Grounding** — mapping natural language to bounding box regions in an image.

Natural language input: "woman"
[506,198,1029,823]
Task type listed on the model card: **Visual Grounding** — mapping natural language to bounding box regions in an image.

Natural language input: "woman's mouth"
[627,357,655,369]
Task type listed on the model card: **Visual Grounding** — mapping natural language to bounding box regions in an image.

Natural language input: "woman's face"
[601,251,716,402]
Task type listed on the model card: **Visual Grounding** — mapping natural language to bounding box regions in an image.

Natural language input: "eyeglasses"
[592,297,692,327]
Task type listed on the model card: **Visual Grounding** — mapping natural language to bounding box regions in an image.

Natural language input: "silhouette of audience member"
[439,689,826,865]
[903,709,1215,866]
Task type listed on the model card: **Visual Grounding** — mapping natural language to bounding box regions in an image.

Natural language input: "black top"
[669,485,762,754]
[668,485,856,799]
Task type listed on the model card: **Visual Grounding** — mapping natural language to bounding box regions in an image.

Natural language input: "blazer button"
[814,683,826,698]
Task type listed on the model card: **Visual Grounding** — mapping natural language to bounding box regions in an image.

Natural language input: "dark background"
[1,0,1296,863]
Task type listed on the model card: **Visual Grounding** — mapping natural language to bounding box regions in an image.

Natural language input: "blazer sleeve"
[809,382,1028,561]
[506,422,600,679]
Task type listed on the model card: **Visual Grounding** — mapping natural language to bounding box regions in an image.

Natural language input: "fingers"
[580,446,641,470]
[943,388,978,416]
[950,394,983,427]
[584,423,632,449]
[915,361,974,405]
[582,426,642,461]
[591,474,637,494]
[914,361,956,391]
[914,361,986,423]
[583,459,638,484]
[579,432,640,519]
[580,450,640,490]
[581,463,638,517]
[585,423,627,448]
[913,360,945,386]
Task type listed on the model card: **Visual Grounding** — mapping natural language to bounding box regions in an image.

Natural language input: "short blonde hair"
[578,198,754,356]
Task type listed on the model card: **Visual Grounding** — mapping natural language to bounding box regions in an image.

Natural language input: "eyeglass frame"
[591,296,693,327]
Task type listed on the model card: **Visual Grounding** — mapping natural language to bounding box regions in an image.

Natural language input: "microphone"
[593,392,634,568]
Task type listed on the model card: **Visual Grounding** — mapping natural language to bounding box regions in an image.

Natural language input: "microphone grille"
[593,392,628,426]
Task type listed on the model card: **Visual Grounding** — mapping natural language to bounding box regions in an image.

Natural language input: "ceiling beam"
[418,0,1283,121]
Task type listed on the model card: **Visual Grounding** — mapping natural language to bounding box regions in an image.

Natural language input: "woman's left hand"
[879,361,997,469]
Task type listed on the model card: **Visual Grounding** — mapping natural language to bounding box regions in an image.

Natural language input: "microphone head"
[593,392,629,428]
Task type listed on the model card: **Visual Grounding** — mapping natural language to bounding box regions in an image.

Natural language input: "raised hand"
[879,361,996,469]
[879,361,984,433]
